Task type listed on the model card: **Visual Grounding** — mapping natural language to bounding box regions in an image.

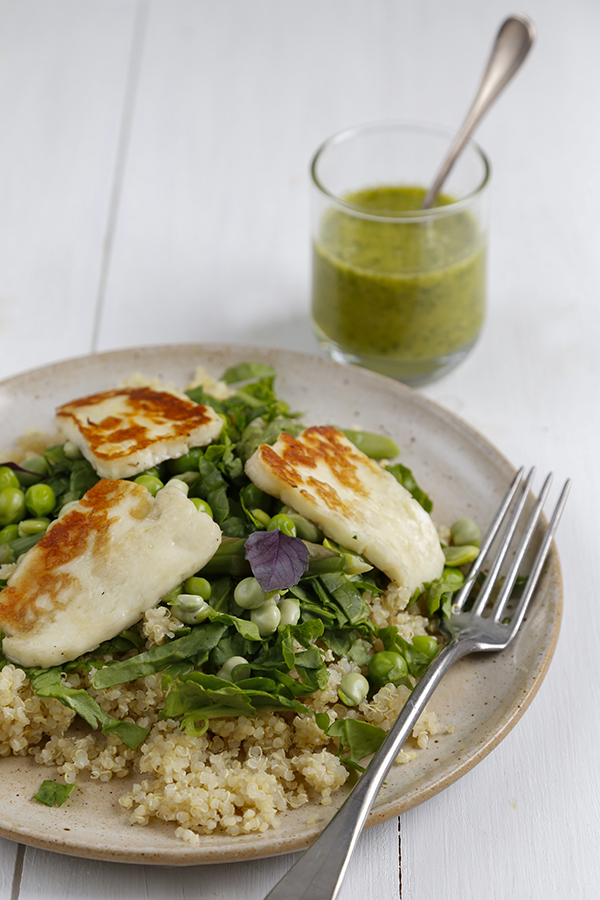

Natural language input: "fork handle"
[264,639,471,900]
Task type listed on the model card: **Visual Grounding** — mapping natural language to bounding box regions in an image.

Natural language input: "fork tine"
[501,478,571,638]
[492,472,554,622]
[469,467,537,617]
[453,466,526,612]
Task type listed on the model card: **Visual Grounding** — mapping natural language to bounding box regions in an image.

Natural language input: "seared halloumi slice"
[0,479,221,668]
[56,385,223,479]
[245,426,444,594]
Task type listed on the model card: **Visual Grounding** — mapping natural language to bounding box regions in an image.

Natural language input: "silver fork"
[263,468,571,900]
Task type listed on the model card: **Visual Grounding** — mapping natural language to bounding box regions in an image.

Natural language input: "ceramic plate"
[0,344,562,864]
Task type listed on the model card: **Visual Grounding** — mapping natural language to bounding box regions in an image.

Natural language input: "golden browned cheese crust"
[56,387,217,467]
[0,479,150,634]
[246,426,445,592]
[259,427,368,515]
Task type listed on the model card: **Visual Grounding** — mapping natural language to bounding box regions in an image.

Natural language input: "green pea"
[167,448,203,475]
[341,429,399,460]
[450,518,481,548]
[443,545,480,567]
[16,456,49,487]
[63,440,83,460]
[250,600,281,636]
[234,576,266,609]
[216,656,251,683]
[368,650,408,688]
[25,483,56,517]
[267,514,297,537]
[0,467,20,492]
[170,594,211,624]
[18,517,50,537]
[190,498,213,519]
[0,524,19,543]
[0,487,26,526]
[183,576,212,601]
[277,597,301,628]
[134,474,164,496]
[241,483,271,512]
[338,672,370,706]
[411,635,439,661]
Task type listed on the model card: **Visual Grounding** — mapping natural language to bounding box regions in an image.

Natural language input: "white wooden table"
[0,2,598,898]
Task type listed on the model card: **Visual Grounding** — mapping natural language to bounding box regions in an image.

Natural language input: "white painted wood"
[0,0,138,381]
[17,820,399,900]
[0,0,597,898]
[0,839,19,900]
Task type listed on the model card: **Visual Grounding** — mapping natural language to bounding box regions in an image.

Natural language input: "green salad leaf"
[384,462,433,513]
[33,779,76,807]
[328,718,386,771]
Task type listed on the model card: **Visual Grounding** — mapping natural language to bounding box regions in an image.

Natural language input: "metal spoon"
[421,14,536,209]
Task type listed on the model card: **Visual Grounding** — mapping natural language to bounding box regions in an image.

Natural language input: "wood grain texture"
[15,820,399,900]
[0,0,597,898]
[0,0,137,380]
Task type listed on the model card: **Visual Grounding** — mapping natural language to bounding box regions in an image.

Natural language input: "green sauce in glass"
[311,186,486,381]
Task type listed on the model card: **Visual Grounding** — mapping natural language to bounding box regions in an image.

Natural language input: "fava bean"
[167,477,189,495]
[234,576,266,610]
[250,600,281,636]
[0,487,26,526]
[450,517,481,547]
[134,474,164,496]
[0,467,19,493]
[183,576,212,601]
[216,656,251,683]
[341,429,399,460]
[63,440,83,460]
[443,545,480,567]
[368,650,408,688]
[170,594,211,624]
[15,456,49,487]
[277,597,301,628]
[411,635,439,661]
[0,524,19,544]
[18,517,50,537]
[442,567,465,586]
[267,514,297,537]
[190,498,213,518]
[25,483,56,517]
[338,672,369,706]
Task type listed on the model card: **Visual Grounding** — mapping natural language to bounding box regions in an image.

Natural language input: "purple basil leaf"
[244,530,310,592]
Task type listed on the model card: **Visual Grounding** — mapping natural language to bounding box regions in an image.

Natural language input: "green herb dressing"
[311,186,486,376]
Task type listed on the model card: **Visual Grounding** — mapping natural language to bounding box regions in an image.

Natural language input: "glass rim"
[310,119,491,222]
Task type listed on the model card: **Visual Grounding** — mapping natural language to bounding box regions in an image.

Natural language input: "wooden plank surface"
[16,823,398,900]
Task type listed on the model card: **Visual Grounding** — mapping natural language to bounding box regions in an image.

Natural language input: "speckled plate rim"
[0,343,563,865]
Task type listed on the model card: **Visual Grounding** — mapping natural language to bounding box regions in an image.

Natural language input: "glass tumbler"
[310,121,491,386]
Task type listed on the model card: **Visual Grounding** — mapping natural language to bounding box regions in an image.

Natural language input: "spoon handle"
[421,14,536,209]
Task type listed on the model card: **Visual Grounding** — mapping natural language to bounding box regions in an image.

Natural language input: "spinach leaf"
[90,622,226,689]
[28,668,148,749]
[328,718,386,771]
[33,780,76,808]
[384,463,433,513]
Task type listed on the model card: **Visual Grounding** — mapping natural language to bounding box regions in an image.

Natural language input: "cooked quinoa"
[0,584,447,840]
